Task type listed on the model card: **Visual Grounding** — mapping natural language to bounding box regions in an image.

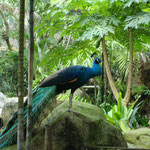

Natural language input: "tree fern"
[81,26,114,40]
[125,13,150,30]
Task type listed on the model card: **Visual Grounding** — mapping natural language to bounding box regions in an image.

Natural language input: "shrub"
[0,50,28,97]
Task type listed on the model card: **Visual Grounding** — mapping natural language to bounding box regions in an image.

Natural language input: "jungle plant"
[103,93,141,132]
[131,85,150,127]
[0,50,28,97]
[57,91,90,103]
[34,0,150,107]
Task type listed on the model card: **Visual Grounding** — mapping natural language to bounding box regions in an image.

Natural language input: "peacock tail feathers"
[0,85,56,148]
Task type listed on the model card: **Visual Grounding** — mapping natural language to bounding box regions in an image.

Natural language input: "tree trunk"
[101,52,104,102]
[26,0,34,149]
[17,0,25,150]
[122,29,133,106]
[102,35,119,101]
[0,9,12,51]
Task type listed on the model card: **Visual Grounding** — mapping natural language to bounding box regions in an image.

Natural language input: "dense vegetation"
[0,50,28,96]
[0,0,150,131]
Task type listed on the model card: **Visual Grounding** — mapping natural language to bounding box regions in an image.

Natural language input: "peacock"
[0,53,102,148]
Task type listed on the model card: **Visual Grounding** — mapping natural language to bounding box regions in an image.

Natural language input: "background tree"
[36,0,149,106]
[102,35,119,101]
[0,0,149,138]
[26,0,34,149]
[0,9,12,51]
[18,0,25,149]
[122,29,133,106]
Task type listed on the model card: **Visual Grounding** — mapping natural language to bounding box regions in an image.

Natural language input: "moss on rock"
[3,100,127,150]
[42,100,127,150]
[124,127,150,149]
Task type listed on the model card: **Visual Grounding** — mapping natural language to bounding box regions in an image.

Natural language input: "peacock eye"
[96,58,101,63]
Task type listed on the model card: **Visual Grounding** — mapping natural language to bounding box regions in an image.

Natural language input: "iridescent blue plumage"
[0,56,102,148]
[39,57,102,111]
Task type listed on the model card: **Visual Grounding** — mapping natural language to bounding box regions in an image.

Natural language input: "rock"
[0,93,24,125]
[0,92,7,115]
[6,97,18,103]
[1,96,18,125]
[0,92,18,117]
[1,101,18,125]
[74,89,84,97]
[32,100,127,150]
[0,92,7,103]
[0,93,18,125]
[124,127,150,149]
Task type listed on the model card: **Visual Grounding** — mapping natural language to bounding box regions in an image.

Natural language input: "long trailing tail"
[0,85,56,148]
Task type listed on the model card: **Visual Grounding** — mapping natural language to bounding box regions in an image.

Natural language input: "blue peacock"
[0,53,102,148]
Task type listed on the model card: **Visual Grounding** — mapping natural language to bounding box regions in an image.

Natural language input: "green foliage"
[81,25,114,40]
[123,0,149,8]
[0,50,28,97]
[129,101,149,128]
[57,91,90,103]
[32,2,150,131]
[103,93,139,132]
[132,85,150,99]
[133,85,150,95]
[125,13,150,30]
[1,0,149,124]
[131,85,150,128]
[95,36,101,48]
[133,115,149,127]
[107,40,129,81]
[32,0,150,80]
[35,40,100,78]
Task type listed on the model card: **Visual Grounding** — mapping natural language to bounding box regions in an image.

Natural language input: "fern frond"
[125,13,150,30]
[81,25,114,40]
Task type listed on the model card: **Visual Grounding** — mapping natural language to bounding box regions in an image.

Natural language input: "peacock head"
[95,57,101,64]
[91,52,101,64]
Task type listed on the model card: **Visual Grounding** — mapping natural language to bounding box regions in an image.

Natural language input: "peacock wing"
[39,66,80,87]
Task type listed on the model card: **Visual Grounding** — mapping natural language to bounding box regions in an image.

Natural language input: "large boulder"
[32,100,127,150]
[0,93,18,126]
[124,127,150,149]
[0,92,7,115]
[0,92,18,116]
[1,101,18,125]
[0,92,7,103]
[0,94,18,125]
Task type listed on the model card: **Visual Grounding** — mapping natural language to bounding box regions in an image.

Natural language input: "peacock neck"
[91,61,102,77]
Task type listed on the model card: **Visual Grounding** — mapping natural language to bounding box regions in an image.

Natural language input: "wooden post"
[45,125,53,150]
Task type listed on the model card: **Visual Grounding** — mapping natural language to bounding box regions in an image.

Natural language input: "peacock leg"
[68,92,74,112]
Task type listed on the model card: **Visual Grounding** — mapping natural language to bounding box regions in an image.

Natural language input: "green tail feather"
[0,85,56,148]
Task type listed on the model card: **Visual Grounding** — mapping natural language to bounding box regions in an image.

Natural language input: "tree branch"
[0,9,12,51]
[102,35,119,101]
[122,29,133,106]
